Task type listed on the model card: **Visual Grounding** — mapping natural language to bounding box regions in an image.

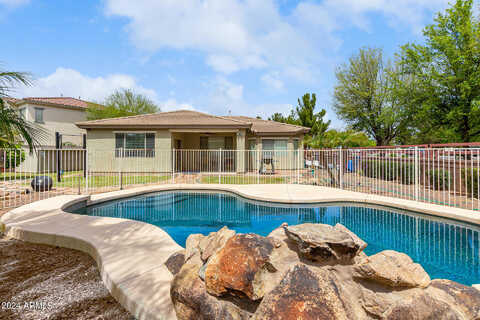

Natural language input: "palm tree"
[0,69,47,151]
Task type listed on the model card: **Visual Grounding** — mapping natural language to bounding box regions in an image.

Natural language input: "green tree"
[87,89,160,120]
[333,47,412,146]
[0,68,47,151]
[399,0,480,142]
[268,110,297,125]
[296,93,330,138]
[310,129,375,148]
[269,93,331,147]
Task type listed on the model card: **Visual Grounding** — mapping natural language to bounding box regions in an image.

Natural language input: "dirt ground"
[0,234,133,320]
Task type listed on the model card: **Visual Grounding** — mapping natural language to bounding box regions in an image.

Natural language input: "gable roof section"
[3,97,18,105]
[225,116,310,136]
[76,110,252,129]
[76,110,310,135]
[14,97,90,110]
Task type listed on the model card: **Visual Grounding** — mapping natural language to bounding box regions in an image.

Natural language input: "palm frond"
[0,71,32,97]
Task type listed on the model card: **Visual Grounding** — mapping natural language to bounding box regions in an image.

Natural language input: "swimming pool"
[71,190,480,286]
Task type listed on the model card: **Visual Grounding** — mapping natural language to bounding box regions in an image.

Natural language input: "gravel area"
[0,234,134,320]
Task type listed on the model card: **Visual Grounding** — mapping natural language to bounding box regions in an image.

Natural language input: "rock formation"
[168,223,480,320]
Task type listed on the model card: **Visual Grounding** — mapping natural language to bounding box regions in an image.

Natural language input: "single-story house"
[76,110,309,173]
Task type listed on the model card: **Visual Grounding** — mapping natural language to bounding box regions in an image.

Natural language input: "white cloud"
[313,0,450,33]
[261,73,284,91]
[103,0,328,79]
[0,0,29,7]
[18,67,158,103]
[158,98,196,112]
[104,0,450,79]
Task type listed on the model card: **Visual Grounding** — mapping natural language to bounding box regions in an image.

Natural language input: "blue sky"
[3,0,452,128]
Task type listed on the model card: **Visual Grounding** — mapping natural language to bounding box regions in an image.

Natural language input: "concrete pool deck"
[1,184,480,320]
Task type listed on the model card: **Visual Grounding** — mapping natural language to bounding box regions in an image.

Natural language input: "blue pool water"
[71,191,480,285]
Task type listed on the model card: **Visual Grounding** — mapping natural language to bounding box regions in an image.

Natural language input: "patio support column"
[287,138,294,170]
[236,130,246,173]
[256,137,262,172]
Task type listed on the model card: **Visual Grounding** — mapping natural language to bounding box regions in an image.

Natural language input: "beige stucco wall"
[18,103,86,146]
[87,129,172,172]
[245,135,304,171]
[85,128,304,173]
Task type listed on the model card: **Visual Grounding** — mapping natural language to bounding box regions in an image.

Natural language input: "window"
[224,136,234,150]
[19,108,26,119]
[293,139,300,156]
[200,137,208,149]
[199,136,234,150]
[262,139,287,150]
[293,139,299,150]
[115,132,155,157]
[262,139,274,150]
[262,139,288,159]
[34,108,44,123]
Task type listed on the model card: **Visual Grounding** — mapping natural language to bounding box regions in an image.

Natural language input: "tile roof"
[3,97,18,104]
[76,110,310,135]
[225,116,310,135]
[76,110,252,129]
[15,97,90,109]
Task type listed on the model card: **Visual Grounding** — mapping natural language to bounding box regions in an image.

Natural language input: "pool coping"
[2,183,480,320]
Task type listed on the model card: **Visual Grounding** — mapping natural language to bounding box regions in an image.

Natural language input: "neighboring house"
[76,110,309,173]
[10,97,89,147]
[6,97,90,172]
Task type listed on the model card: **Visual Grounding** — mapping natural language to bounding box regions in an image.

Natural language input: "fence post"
[172,148,175,183]
[297,149,300,184]
[415,146,419,201]
[339,147,343,189]
[219,149,222,184]
[85,150,89,194]
[257,148,260,184]
[55,132,62,182]
[82,134,87,178]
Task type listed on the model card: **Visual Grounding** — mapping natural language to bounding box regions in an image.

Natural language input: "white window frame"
[114,131,156,158]
[34,107,44,123]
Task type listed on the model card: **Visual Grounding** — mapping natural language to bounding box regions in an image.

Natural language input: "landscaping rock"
[171,223,480,320]
[165,250,185,275]
[184,233,205,266]
[198,226,236,262]
[170,263,251,320]
[425,279,480,319]
[205,233,277,300]
[283,223,366,263]
[252,264,351,320]
[353,250,431,288]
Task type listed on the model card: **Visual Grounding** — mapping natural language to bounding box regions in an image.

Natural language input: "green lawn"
[0,171,83,181]
[56,175,170,188]
[200,175,286,184]
[14,174,170,188]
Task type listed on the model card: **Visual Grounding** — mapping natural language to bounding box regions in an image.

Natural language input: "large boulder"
[199,226,236,262]
[204,233,278,300]
[184,227,236,266]
[252,264,352,320]
[165,250,186,275]
[169,223,480,320]
[353,250,431,288]
[425,279,480,319]
[283,223,367,263]
[170,263,252,320]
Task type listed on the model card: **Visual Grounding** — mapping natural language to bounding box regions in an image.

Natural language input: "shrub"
[427,169,450,190]
[462,168,479,199]
[2,148,26,169]
[361,159,415,185]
